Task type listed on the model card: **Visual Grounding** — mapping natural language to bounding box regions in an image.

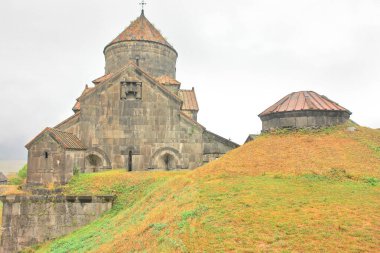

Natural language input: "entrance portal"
[150,147,183,170]
[156,153,177,170]
[85,154,102,172]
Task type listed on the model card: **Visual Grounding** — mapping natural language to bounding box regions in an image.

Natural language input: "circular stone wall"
[260,110,351,131]
[104,41,178,78]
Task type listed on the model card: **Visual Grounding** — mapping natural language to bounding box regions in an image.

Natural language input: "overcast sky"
[0,0,379,160]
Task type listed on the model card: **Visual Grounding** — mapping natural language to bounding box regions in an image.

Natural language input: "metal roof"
[26,128,86,150]
[259,91,351,117]
[179,89,199,111]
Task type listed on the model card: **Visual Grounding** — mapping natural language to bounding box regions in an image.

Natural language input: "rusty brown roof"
[92,73,113,85]
[179,89,199,111]
[81,61,183,105]
[106,12,174,50]
[156,75,181,86]
[26,127,86,150]
[72,101,81,112]
[72,85,93,112]
[259,91,351,117]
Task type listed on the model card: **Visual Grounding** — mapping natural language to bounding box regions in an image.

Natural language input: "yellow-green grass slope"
[31,125,380,252]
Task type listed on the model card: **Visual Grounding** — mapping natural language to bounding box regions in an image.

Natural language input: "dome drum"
[260,110,351,132]
[104,40,177,78]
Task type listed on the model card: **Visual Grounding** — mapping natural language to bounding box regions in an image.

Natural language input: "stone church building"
[25,11,238,186]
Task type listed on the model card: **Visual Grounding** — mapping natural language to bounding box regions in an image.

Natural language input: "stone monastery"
[25,10,239,186]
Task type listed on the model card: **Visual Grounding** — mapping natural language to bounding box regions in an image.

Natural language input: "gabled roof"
[105,11,174,51]
[0,172,7,182]
[245,134,259,144]
[80,61,183,105]
[92,73,113,85]
[259,91,351,117]
[156,75,181,86]
[179,88,199,111]
[25,127,86,150]
[72,85,93,112]
[204,130,240,148]
[180,111,205,130]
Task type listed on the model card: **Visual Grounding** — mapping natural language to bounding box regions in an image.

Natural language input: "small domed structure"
[104,11,178,78]
[259,91,351,131]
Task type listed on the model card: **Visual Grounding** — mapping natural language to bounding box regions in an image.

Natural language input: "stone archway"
[84,148,112,173]
[150,147,183,170]
[85,154,103,172]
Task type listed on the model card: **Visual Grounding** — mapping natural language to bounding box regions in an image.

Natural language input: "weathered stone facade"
[104,41,178,78]
[0,195,114,253]
[260,110,351,131]
[26,128,86,186]
[24,12,238,186]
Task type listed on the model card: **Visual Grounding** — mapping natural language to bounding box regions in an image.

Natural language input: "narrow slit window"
[44,151,49,159]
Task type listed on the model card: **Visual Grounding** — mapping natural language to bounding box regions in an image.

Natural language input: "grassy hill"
[30,125,380,252]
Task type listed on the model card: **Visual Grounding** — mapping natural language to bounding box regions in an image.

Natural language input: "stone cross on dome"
[139,0,147,14]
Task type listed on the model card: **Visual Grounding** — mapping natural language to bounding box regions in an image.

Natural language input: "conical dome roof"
[106,11,174,50]
[259,91,351,117]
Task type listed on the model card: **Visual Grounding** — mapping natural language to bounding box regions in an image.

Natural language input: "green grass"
[27,125,380,252]
[31,171,380,253]
[9,164,27,185]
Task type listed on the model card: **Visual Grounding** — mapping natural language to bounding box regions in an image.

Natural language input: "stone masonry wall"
[27,134,85,186]
[261,110,351,131]
[27,134,66,186]
[77,67,204,171]
[202,131,239,163]
[0,195,114,253]
[104,41,178,78]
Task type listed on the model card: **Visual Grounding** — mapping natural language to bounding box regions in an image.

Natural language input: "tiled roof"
[179,89,199,111]
[106,12,174,50]
[72,101,81,112]
[80,61,183,104]
[156,75,181,86]
[72,85,93,112]
[92,73,113,85]
[0,172,7,182]
[259,91,351,117]
[26,127,86,150]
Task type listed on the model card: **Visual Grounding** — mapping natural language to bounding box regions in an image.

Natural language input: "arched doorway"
[84,148,112,173]
[157,153,177,170]
[85,154,103,172]
[150,147,183,170]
